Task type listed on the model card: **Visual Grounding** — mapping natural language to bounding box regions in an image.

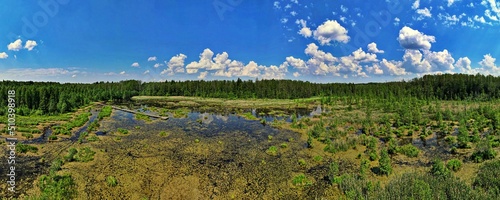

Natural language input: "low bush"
[446,159,463,172]
[398,144,420,158]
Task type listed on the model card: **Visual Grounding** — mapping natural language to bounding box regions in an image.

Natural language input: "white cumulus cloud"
[24,40,38,51]
[367,42,385,53]
[397,26,436,50]
[412,0,420,9]
[164,54,187,75]
[416,7,432,20]
[131,62,140,67]
[198,71,208,79]
[0,52,8,59]
[313,20,350,45]
[147,56,157,61]
[8,39,22,51]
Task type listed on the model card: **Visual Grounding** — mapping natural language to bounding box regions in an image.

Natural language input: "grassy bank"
[131,96,321,109]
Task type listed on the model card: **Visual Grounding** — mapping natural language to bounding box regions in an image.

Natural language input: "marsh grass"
[135,113,152,122]
[74,147,96,162]
[266,146,278,156]
[16,143,38,153]
[117,128,129,135]
[106,176,118,187]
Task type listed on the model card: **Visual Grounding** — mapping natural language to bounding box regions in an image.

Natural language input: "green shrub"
[387,137,398,155]
[471,139,497,163]
[280,143,288,148]
[446,159,463,172]
[328,161,340,184]
[473,160,500,197]
[378,149,392,176]
[64,148,78,162]
[430,159,450,177]
[307,135,314,148]
[369,152,378,161]
[360,158,370,179]
[398,144,420,158]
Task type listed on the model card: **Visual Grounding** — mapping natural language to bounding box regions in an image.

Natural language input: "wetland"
[1,94,500,199]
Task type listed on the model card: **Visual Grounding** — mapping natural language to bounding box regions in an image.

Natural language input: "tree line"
[0,73,499,115]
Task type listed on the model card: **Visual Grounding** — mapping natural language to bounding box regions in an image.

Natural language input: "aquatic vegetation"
[241,112,257,120]
[171,108,190,118]
[135,113,152,122]
[16,143,38,153]
[107,176,118,187]
[98,105,112,120]
[446,159,462,172]
[65,112,92,131]
[265,146,278,156]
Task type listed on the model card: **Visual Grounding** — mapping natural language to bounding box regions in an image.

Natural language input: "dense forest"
[0,73,499,115]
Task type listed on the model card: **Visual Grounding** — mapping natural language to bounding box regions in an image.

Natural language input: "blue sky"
[0,0,499,83]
